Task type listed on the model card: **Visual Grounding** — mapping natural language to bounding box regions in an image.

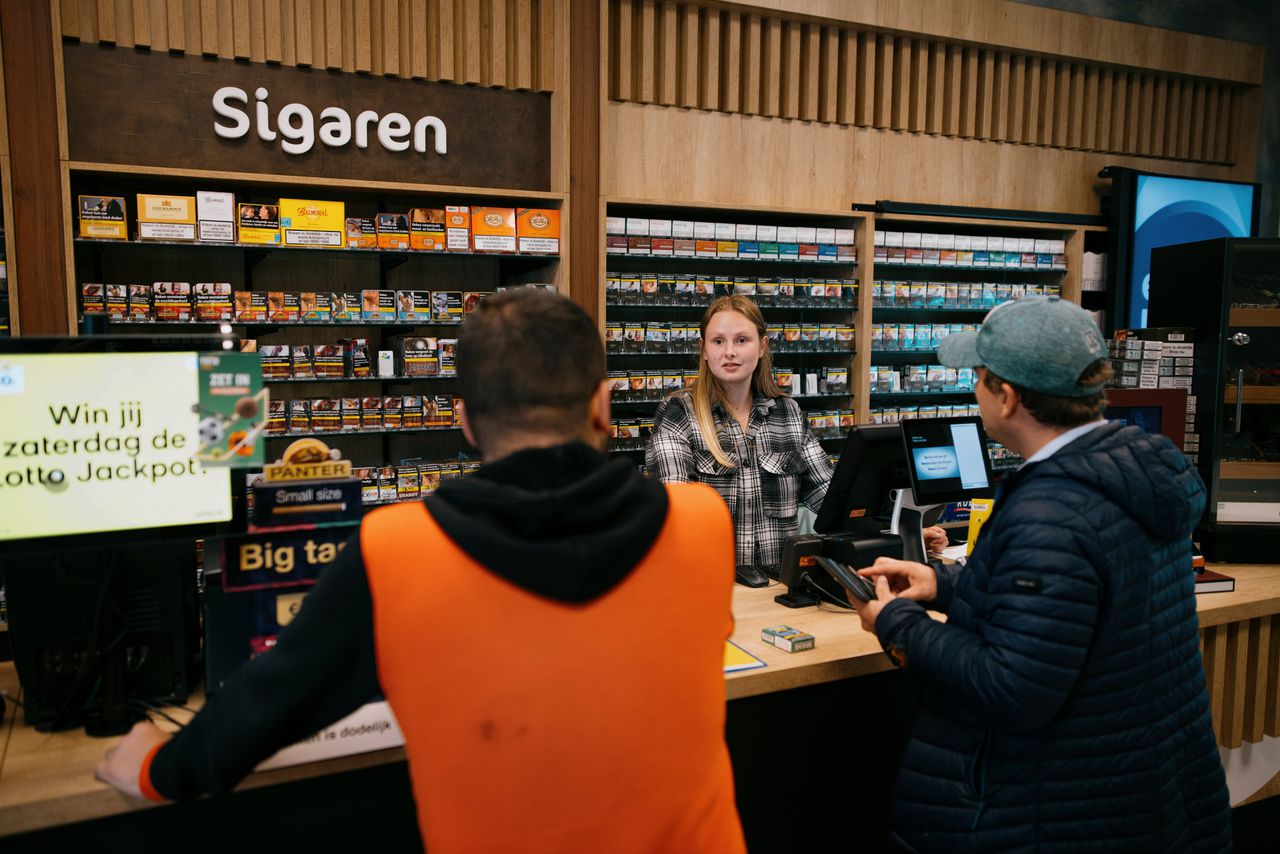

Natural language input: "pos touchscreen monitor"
[900,415,996,506]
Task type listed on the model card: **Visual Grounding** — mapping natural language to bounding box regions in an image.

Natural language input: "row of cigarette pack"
[872,323,979,352]
[872,281,1061,309]
[607,275,856,306]
[266,396,461,434]
[608,367,850,401]
[871,365,978,394]
[253,338,457,381]
[605,322,855,354]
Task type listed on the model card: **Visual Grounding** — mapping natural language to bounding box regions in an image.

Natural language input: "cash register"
[776,415,996,608]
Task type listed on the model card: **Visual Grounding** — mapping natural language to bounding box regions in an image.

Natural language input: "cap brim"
[937,331,982,369]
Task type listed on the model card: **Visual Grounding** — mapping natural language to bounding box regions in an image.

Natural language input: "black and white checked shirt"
[646,393,834,568]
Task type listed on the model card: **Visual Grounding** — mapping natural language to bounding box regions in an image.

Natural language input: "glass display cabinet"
[1150,237,1280,561]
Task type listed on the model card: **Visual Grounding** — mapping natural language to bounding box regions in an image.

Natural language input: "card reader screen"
[902,417,994,503]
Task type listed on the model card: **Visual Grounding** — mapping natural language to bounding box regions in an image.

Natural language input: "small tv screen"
[1127,173,1256,328]
[0,351,232,541]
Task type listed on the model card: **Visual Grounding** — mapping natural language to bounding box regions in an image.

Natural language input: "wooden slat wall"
[61,0,555,92]
[607,0,1250,166]
[1201,616,1280,749]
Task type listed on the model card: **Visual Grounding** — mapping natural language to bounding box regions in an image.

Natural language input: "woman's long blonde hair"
[686,295,781,468]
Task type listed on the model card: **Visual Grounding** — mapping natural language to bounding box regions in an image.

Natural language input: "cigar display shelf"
[73,237,558,263]
[266,426,462,440]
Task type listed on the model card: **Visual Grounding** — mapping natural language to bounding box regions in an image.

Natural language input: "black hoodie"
[150,443,669,799]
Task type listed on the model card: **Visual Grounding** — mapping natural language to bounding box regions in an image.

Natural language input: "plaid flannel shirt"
[646,393,834,568]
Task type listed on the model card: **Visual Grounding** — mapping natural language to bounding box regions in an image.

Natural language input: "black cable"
[799,571,855,610]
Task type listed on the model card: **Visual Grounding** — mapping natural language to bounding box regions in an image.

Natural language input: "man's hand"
[850,575,895,635]
[923,525,949,555]
[859,557,938,603]
[94,721,170,800]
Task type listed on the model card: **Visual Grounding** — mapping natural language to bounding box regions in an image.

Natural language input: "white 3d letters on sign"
[211,87,447,156]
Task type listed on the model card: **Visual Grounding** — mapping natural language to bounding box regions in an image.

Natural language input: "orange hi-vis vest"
[361,482,746,854]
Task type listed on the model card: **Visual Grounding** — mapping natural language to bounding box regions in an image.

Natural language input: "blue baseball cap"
[937,296,1108,397]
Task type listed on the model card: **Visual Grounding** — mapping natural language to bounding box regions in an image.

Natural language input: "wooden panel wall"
[1202,616,1280,749]
[61,0,556,92]
[608,0,1251,166]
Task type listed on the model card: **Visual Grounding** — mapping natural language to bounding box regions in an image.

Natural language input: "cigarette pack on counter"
[376,212,410,250]
[127,284,151,319]
[300,291,332,322]
[345,217,378,248]
[78,195,128,240]
[196,190,236,243]
[268,291,300,323]
[280,198,345,248]
[152,282,192,321]
[194,282,233,321]
[446,206,471,251]
[409,208,447,251]
[471,207,517,253]
[362,289,396,321]
[517,209,560,254]
[238,203,281,245]
[235,291,267,322]
[137,194,196,241]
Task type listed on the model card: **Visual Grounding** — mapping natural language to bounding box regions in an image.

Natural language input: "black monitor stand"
[888,487,945,566]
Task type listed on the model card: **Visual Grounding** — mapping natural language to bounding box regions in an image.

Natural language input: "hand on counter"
[923,525,949,555]
[94,721,168,800]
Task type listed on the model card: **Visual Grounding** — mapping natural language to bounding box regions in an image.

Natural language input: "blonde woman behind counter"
[646,296,834,583]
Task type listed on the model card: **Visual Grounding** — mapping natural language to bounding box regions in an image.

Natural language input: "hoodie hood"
[425,442,669,603]
[1026,421,1206,542]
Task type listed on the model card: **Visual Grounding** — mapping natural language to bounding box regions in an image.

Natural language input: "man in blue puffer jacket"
[854,296,1231,853]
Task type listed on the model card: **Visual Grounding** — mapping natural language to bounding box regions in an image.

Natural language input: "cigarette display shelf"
[99,317,468,329]
[870,349,939,358]
[876,261,1064,274]
[267,375,456,385]
[605,254,855,268]
[605,301,856,312]
[871,306,993,315]
[611,392,853,411]
[266,426,462,440]
[607,349,855,358]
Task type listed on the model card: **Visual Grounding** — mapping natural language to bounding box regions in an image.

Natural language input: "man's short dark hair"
[983,358,1114,429]
[457,289,606,446]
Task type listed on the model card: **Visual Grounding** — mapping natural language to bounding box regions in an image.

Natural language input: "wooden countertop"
[2,562,1277,837]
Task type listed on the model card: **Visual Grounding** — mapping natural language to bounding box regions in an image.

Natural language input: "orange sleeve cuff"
[138,740,169,803]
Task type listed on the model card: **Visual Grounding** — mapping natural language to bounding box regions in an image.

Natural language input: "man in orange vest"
[96,289,747,854]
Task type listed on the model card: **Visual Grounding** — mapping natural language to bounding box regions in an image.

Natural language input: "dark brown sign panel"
[64,42,550,191]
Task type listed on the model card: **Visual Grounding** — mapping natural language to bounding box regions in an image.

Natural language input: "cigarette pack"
[341,398,362,431]
[102,285,126,318]
[268,291,300,323]
[397,291,434,321]
[137,194,196,241]
[401,396,424,429]
[409,208,447,251]
[376,212,410,250]
[397,465,421,500]
[313,344,346,378]
[345,217,378,248]
[280,198,346,248]
[361,397,383,431]
[345,338,372,378]
[432,291,462,323]
[471,207,516,253]
[153,281,192,321]
[267,400,287,434]
[329,292,359,321]
[288,399,311,433]
[127,284,152,320]
[400,337,439,377]
[290,345,314,378]
[382,396,403,430]
[235,291,267,322]
[379,466,398,502]
[310,399,340,432]
[516,209,560,254]
[81,283,106,314]
[438,338,458,377]
[259,345,292,380]
[463,291,487,314]
[362,289,396,321]
[196,190,236,243]
[78,195,128,240]
[445,206,471,252]
[194,282,233,321]
[238,203,281,245]
[299,291,332,322]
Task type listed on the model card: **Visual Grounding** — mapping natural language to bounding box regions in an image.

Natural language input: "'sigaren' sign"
[64,43,550,190]
[212,87,447,156]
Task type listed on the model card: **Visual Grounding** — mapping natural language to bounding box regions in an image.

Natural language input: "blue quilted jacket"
[876,422,1230,853]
